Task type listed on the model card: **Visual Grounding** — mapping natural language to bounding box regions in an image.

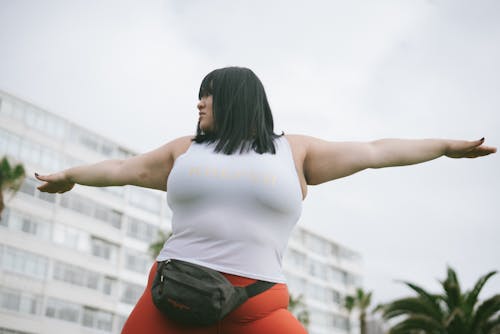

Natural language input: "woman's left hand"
[445,138,497,158]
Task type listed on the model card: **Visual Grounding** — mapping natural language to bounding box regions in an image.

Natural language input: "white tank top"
[157,136,303,283]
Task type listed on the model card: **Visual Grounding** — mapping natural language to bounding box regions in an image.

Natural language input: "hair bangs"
[198,73,214,99]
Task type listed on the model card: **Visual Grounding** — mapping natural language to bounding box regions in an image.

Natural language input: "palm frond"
[399,280,444,319]
[482,313,500,334]
[372,302,387,315]
[470,294,500,333]
[0,156,26,191]
[444,307,467,334]
[382,297,442,322]
[388,314,444,334]
[361,291,373,310]
[344,295,355,312]
[464,271,497,317]
[441,266,462,312]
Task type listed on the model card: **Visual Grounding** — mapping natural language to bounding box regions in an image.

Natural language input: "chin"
[200,124,214,133]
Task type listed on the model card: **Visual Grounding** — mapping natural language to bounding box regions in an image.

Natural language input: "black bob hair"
[193,66,282,154]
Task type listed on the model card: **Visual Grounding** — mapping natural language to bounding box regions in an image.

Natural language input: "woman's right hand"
[35,171,75,194]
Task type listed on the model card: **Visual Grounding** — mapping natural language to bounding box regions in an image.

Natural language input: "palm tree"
[0,156,26,219]
[380,266,500,334]
[344,287,373,334]
[288,293,310,328]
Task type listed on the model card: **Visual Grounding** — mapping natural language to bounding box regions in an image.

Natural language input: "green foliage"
[0,156,26,218]
[288,293,310,328]
[148,230,172,259]
[344,287,373,334]
[380,266,499,334]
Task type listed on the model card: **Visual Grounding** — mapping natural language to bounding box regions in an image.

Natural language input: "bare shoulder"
[283,133,310,148]
[283,133,323,154]
[169,135,194,160]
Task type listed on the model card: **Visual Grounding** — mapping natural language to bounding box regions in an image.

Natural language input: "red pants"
[121,262,308,334]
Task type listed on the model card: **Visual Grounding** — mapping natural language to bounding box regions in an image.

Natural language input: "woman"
[35,67,496,334]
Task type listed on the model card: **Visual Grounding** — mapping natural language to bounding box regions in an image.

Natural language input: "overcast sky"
[1,0,499,307]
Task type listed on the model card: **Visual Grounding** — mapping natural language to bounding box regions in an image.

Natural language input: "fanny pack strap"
[244,281,276,297]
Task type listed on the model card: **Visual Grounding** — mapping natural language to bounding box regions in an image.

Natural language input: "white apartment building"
[0,90,362,334]
[284,227,362,334]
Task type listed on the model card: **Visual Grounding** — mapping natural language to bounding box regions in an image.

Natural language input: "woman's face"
[197,95,214,132]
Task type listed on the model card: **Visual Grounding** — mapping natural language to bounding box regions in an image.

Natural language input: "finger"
[35,173,50,181]
[466,146,496,158]
[37,183,58,193]
[472,137,485,147]
[463,139,487,153]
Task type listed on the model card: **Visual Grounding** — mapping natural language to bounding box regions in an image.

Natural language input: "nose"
[197,99,204,111]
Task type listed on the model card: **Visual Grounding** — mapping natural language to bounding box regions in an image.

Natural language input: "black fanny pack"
[151,259,276,326]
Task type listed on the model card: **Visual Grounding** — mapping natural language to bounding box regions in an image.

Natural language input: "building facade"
[284,226,362,334]
[0,90,362,334]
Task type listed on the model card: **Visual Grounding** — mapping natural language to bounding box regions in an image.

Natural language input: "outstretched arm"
[35,136,192,193]
[300,136,496,185]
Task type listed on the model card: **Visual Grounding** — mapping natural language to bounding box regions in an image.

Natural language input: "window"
[45,298,80,323]
[126,217,157,243]
[3,210,51,240]
[19,178,37,197]
[82,307,113,332]
[52,261,117,295]
[19,140,40,166]
[38,191,56,203]
[38,146,63,173]
[60,193,93,216]
[346,273,361,287]
[102,277,116,296]
[44,114,66,139]
[339,247,360,263]
[91,237,118,262]
[0,207,10,227]
[307,283,328,303]
[120,282,144,305]
[100,143,114,156]
[94,206,122,229]
[309,308,335,327]
[287,249,307,270]
[308,259,327,280]
[18,177,57,203]
[128,187,162,214]
[332,289,341,305]
[0,287,40,315]
[116,315,128,333]
[59,193,123,229]
[1,246,48,280]
[52,224,89,251]
[124,248,150,274]
[79,133,99,151]
[114,147,133,159]
[0,288,20,312]
[102,186,125,197]
[334,315,349,330]
[53,261,86,286]
[4,131,20,157]
[25,106,44,130]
